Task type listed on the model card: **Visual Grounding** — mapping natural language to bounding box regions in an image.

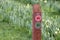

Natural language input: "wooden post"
[32,4,42,40]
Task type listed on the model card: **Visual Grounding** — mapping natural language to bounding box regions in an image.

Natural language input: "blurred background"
[0,0,60,40]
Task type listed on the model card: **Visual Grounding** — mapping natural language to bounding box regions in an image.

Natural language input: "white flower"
[26,4,30,8]
[57,28,59,31]
[55,31,58,34]
[44,0,47,3]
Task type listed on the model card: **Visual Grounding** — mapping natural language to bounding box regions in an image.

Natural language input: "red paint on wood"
[35,15,41,21]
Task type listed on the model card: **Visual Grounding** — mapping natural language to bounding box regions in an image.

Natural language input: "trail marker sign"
[32,4,42,40]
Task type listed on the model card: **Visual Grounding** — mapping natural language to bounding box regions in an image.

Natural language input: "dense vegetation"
[0,0,60,40]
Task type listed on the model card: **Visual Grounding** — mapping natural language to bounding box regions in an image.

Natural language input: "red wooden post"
[32,4,42,40]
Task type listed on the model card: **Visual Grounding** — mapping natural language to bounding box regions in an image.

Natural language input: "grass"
[0,22,32,40]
